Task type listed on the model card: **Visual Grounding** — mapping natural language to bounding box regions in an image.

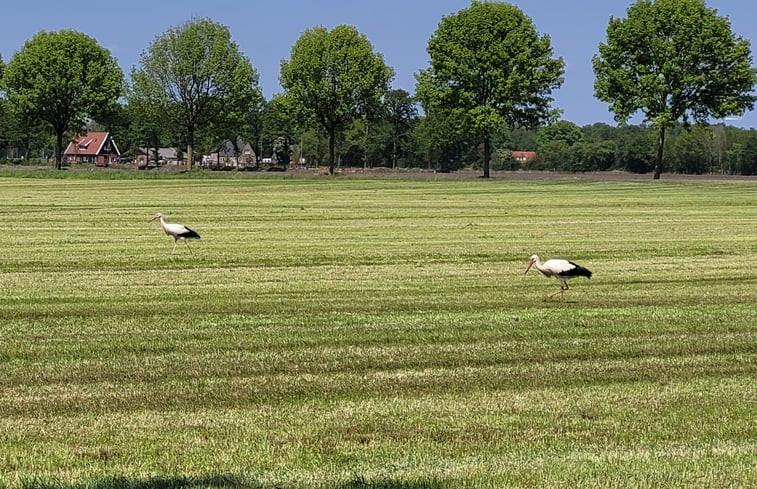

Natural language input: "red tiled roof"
[64,132,113,156]
[511,151,536,160]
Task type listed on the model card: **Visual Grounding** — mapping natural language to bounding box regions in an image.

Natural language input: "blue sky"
[2,0,756,128]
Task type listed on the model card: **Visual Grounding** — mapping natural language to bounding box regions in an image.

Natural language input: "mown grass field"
[0,173,755,488]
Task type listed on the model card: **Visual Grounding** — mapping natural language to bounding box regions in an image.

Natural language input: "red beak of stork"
[149,215,159,222]
[525,260,534,274]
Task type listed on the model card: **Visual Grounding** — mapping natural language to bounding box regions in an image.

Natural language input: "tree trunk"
[363,121,369,170]
[186,144,194,170]
[654,126,665,180]
[482,137,491,179]
[186,127,194,170]
[392,135,398,169]
[54,130,64,170]
[328,128,336,175]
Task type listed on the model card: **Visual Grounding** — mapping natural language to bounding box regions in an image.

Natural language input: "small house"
[136,147,185,166]
[207,139,256,169]
[511,151,537,163]
[64,132,120,166]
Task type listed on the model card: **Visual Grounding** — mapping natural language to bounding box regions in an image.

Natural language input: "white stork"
[525,254,592,300]
[150,212,201,254]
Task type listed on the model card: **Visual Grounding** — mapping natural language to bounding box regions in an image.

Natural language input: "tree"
[536,120,584,150]
[0,54,9,158]
[581,122,618,144]
[300,126,328,168]
[508,127,538,152]
[2,30,123,169]
[671,125,713,174]
[569,140,619,172]
[260,95,296,162]
[593,0,757,179]
[416,1,564,178]
[534,140,571,171]
[384,89,418,168]
[741,132,757,175]
[280,24,394,175]
[126,95,166,167]
[131,18,262,170]
[618,126,657,173]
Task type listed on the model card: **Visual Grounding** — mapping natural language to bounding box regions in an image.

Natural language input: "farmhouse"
[511,150,537,162]
[204,139,256,169]
[64,132,120,166]
[136,147,185,166]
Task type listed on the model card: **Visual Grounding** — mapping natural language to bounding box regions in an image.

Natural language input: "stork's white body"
[150,212,200,254]
[525,254,592,300]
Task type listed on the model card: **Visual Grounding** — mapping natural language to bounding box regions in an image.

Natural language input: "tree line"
[1,0,755,177]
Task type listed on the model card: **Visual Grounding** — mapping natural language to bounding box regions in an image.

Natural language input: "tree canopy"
[416,1,564,178]
[130,18,262,169]
[280,24,394,174]
[593,0,757,179]
[2,30,123,169]
[384,89,418,169]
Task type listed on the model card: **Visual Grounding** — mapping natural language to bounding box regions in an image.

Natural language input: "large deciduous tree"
[2,30,123,169]
[131,18,262,170]
[280,25,394,175]
[384,89,418,169]
[416,1,564,178]
[593,0,757,179]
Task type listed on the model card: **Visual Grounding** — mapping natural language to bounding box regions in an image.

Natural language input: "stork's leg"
[546,281,568,301]
[171,240,178,254]
[546,289,565,301]
[184,239,193,255]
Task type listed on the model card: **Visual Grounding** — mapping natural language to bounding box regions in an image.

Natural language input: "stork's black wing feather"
[563,261,592,278]
[179,227,201,239]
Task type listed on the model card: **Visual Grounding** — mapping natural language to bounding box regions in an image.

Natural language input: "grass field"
[0,173,755,488]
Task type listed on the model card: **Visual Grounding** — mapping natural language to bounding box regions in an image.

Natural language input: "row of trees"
[1,0,756,177]
[505,121,757,175]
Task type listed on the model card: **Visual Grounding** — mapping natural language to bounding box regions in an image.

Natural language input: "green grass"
[0,175,755,488]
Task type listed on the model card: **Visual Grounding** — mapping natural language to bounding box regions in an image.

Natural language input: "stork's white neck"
[530,256,549,275]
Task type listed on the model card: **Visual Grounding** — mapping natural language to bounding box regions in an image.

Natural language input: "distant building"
[206,139,256,168]
[64,132,120,166]
[511,151,537,163]
[136,147,185,166]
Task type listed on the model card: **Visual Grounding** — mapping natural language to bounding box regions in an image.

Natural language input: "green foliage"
[593,0,757,178]
[575,140,619,171]
[506,127,538,152]
[259,94,297,161]
[672,125,713,174]
[280,25,394,174]
[531,122,619,172]
[299,126,328,168]
[2,30,123,168]
[733,130,757,175]
[130,18,262,169]
[384,89,418,168]
[536,120,584,151]
[614,125,656,173]
[416,1,564,177]
[530,139,570,170]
